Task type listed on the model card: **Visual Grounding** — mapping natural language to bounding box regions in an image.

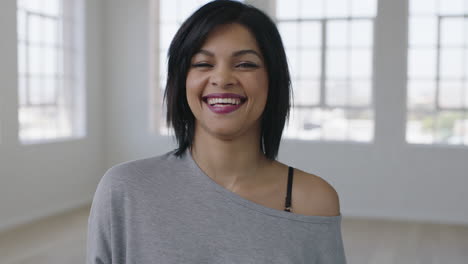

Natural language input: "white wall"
[103,0,468,225]
[102,0,176,166]
[0,0,105,232]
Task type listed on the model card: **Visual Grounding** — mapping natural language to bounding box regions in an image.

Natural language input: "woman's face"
[186,23,268,140]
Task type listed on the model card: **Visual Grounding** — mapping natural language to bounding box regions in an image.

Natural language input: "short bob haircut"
[164,0,291,160]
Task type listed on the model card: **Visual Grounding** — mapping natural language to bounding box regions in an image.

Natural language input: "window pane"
[327,49,348,78]
[322,108,348,140]
[465,81,468,107]
[43,0,60,16]
[407,80,436,109]
[18,77,27,106]
[351,20,373,47]
[278,22,298,49]
[326,79,349,106]
[299,49,321,77]
[18,43,26,74]
[435,111,464,144]
[43,18,58,45]
[180,0,203,19]
[409,0,437,15]
[439,0,465,15]
[285,49,299,78]
[409,17,437,47]
[294,79,320,105]
[439,81,464,108]
[161,0,178,22]
[441,18,465,46]
[348,109,374,142]
[350,81,371,106]
[299,22,321,48]
[328,21,349,48]
[159,51,168,77]
[466,19,468,45]
[19,106,59,140]
[28,45,44,75]
[160,23,178,50]
[351,0,377,17]
[28,77,43,105]
[440,48,464,78]
[448,112,468,144]
[20,0,44,13]
[408,48,436,78]
[43,47,58,75]
[20,0,60,16]
[160,49,168,91]
[276,0,299,19]
[300,0,324,18]
[17,11,26,40]
[350,49,372,78]
[42,77,58,104]
[28,14,44,44]
[284,107,322,140]
[407,111,435,144]
[325,0,349,17]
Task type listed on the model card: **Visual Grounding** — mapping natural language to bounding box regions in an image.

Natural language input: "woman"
[87,1,346,263]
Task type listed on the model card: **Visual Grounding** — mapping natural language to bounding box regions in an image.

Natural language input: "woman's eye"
[191,63,213,68]
[236,62,259,69]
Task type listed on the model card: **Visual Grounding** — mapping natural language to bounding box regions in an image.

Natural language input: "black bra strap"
[284,166,294,212]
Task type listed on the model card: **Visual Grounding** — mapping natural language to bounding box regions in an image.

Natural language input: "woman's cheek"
[186,72,205,114]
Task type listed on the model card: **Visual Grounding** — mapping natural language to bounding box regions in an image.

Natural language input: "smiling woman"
[165,1,292,160]
[186,23,268,141]
[87,1,346,263]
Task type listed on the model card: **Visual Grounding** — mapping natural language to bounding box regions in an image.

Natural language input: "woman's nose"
[210,66,236,88]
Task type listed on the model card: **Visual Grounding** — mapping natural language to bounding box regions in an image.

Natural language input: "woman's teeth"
[207,98,241,106]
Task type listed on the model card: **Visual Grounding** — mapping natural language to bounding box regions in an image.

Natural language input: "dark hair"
[164,0,291,160]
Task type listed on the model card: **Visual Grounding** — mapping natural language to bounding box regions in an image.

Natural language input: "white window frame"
[407,2,468,146]
[16,0,86,144]
[274,1,376,142]
[279,16,375,110]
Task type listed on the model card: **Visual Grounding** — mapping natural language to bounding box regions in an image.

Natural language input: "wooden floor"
[1,205,467,264]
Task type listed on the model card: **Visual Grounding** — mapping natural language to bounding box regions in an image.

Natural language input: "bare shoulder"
[292,168,341,217]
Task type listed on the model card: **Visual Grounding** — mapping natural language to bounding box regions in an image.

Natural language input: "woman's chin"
[198,125,246,140]
[195,119,260,141]
[208,127,243,139]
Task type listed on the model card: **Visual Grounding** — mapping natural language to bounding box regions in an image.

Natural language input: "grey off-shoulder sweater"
[87,150,346,263]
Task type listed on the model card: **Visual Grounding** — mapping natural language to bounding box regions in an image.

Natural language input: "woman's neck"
[190,125,271,193]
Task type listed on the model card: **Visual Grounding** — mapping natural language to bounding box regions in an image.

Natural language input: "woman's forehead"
[197,23,262,55]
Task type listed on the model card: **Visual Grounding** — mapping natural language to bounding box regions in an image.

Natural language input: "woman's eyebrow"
[232,49,262,59]
[194,49,262,59]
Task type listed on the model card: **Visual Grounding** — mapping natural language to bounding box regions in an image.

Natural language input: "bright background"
[0,0,467,233]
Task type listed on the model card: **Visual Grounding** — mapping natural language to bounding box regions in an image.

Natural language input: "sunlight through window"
[277,0,377,142]
[17,0,85,144]
[407,0,468,146]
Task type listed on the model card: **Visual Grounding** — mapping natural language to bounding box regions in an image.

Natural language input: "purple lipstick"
[202,93,247,114]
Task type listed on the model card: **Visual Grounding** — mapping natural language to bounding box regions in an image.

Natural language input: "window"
[17,0,85,144]
[276,0,377,142]
[407,0,468,146]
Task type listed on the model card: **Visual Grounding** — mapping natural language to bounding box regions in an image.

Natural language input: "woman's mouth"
[201,93,247,114]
